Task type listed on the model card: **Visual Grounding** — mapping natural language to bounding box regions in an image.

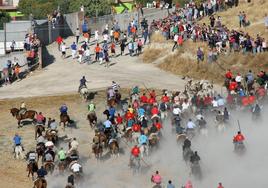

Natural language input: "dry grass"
[158,48,268,84]
[150,32,166,43]
[142,48,165,63]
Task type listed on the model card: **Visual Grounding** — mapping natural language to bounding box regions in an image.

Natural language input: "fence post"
[48,21,52,44]
[4,22,6,55]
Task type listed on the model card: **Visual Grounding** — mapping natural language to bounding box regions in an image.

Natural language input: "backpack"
[160,103,166,111]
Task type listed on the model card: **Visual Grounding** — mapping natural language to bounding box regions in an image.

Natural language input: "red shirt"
[225,71,233,79]
[229,81,237,91]
[248,95,255,105]
[132,124,141,132]
[233,134,245,142]
[241,97,249,106]
[161,96,169,103]
[133,101,139,109]
[150,91,156,99]
[148,97,155,104]
[125,112,134,120]
[151,107,159,115]
[56,36,63,44]
[116,116,123,124]
[131,146,140,156]
[257,87,266,97]
[154,122,162,130]
[204,96,212,105]
[36,114,44,122]
[140,95,148,103]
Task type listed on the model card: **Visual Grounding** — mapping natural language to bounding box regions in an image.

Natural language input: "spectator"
[167,180,175,188]
[56,36,63,51]
[75,28,80,44]
[70,42,77,59]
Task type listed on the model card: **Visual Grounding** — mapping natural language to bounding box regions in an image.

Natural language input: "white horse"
[80,87,89,100]
[215,120,225,133]
[14,145,24,159]
[132,132,141,144]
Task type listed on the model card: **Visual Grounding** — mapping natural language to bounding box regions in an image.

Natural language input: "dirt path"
[0,37,186,99]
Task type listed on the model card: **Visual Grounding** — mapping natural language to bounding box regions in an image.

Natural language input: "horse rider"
[36,134,46,145]
[173,114,181,127]
[111,81,120,92]
[36,112,45,125]
[88,101,96,116]
[176,124,185,135]
[44,147,55,164]
[107,87,115,100]
[59,104,68,116]
[49,119,58,132]
[151,105,160,119]
[108,105,116,120]
[67,174,75,187]
[19,101,27,115]
[252,103,261,115]
[159,101,168,119]
[78,76,88,92]
[13,133,23,152]
[186,119,196,134]
[26,150,37,165]
[173,105,182,116]
[132,85,140,95]
[215,111,224,123]
[190,151,201,165]
[68,138,79,154]
[223,107,229,122]
[151,170,162,186]
[233,131,245,150]
[58,147,66,164]
[182,137,191,151]
[103,119,113,138]
[70,161,82,175]
[138,132,148,146]
[129,145,140,166]
[36,166,47,180]
[196,117,207,130]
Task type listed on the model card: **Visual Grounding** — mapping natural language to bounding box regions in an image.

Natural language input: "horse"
[14,145,24,159]
[58,160,66,173]
[36,143,45,163]
[10,108,37,127]
[183,147,193,163]
[191,162,202,180]
[148,133,159,149]
[109,139,120,158]
[33,178,47,188]
[123,128,133,142]
[35,125,45,140]
[87,113,97,129]
[27,161,38,180]
[234,142,246,155]
[60,114,71,131]
[44,161,55,174]
[45,130,58,144]
[176,133,187,144]
[92,144,103,160]
[139,144,149,158]
[65,184,74,188]
[129,156,141,174]
[80,87,89,100]
[132,131,141,144]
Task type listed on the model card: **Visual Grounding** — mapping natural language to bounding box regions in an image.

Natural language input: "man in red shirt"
[56,36,63,51]
[204,94,212,107]
[116,113,123,125]
[229,80,237,91]
[125,111,134,121]
[36,112,45,125]
[140,93,148,103]
[233,131,245,143]
[154,120,162,131]
[151,106,159,117]
[161,93,169,103]
[132,124,141,132]
[129,145,140,166]
[225,69,233,80]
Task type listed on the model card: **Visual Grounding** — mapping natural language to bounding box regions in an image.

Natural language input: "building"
[0,0,20,10]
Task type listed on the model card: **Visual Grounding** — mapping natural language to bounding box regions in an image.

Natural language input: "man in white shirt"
[186,119,196,130]
[61,42,66,58]
[103,33,109,43]
[71,162,82,173]
[172,34,179,51]
[68,138,79,154]
[173,105,182,115]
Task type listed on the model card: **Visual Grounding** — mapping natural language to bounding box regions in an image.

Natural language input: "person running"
[151,171,162,185]
[78,76,88,92]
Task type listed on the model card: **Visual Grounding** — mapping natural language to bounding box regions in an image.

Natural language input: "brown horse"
[35,125,45,139]
[58,160,66,173]
[33,178,47,188]
[92,144,103,160]
[45,130,58,144]
[10,108,37,127]
[36,143,45,163]
[123,128,133,142]
[60,114,71,131]
[149,134,159,149]
[44,162,55,174]
[98,132,108,148]
[87,113,97,128]
[65,184,74,188]
[109,139,119,157]
[27,161,38,180]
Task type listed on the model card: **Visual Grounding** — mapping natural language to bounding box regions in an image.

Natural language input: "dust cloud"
[47,105,268,188]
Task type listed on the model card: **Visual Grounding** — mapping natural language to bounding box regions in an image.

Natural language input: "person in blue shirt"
[138,132,148,146]
[78,76,88,92]
[37,166,47,178]
[13,133,21,146]
[70,42,77,59]
[109,106,116,120]
[138,107,145,118]
[167,180,175,188]
[59,104,68,116]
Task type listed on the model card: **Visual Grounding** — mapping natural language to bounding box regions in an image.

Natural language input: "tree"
[18,0,70,19]
[69,0,113,17]
[0,11,11,29]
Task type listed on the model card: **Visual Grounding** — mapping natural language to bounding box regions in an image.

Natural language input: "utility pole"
[48,20,52,44]
[4,22,6,55]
